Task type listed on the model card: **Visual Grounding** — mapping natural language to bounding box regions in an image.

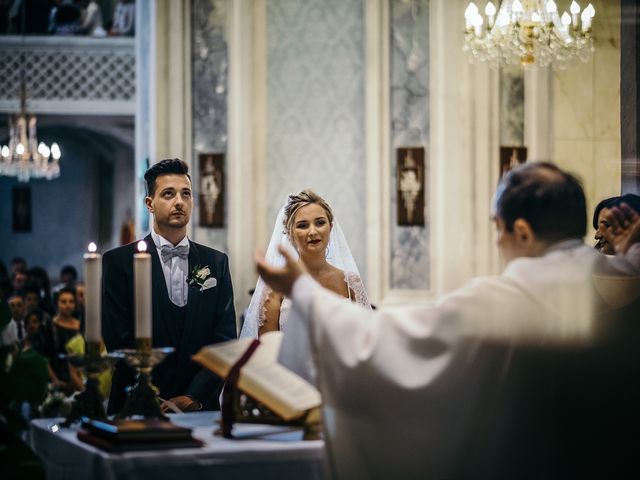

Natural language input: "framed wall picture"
[499,146,527,180]
[198,153,224,228]
[12,186,32,232]
[397,147,425,226]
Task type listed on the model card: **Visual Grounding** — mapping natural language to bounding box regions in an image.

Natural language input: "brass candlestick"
[110,338,173,420]
[62,341,112,427]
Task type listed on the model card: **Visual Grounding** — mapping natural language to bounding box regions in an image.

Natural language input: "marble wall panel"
[499,66,524,146]
[389,0,430,290]
[594,139,622,201]
[592,0,621,140]
[191,0,229,251]
[554,61,596,141]
[266,0,367,279]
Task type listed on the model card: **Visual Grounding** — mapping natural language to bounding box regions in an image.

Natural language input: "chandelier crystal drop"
[463,0,596,69]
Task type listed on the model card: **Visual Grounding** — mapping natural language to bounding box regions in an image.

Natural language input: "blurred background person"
[108,0,133,36]
[26,266,54,316]
[78,0,105,36]
[42,287,83,394]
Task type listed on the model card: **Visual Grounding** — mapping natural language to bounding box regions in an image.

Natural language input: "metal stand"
[110,338,174,420]
[218,384,322,441]
[62,341,111,427]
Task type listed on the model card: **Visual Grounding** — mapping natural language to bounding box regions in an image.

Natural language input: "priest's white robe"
[282,242,640,479]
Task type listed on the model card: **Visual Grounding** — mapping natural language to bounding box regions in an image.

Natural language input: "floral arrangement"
[187,265,217,292]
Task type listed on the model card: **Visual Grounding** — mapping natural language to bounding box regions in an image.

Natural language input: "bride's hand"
[255,245,306,296]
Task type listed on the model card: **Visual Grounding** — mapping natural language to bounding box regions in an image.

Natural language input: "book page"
[238,363,321,420]
[192,332,321,420]
[192,337,256,377]
[247,331,283,365]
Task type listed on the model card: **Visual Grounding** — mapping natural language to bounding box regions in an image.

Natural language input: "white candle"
[84,242,102,342]
[134,241,152,339]
[570,1,580,27]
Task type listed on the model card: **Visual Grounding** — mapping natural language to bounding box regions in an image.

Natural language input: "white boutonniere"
[187,265,217,292]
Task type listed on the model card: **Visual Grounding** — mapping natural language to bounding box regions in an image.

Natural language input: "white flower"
[196,266,211,280]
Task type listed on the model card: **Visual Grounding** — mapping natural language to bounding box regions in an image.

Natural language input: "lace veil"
[239,199,370,340]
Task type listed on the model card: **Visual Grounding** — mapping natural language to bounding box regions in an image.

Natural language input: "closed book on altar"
[77,430,204,452]
[80,418,193,442]
[192,331,322,421]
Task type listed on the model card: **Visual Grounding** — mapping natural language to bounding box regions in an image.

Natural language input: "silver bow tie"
[160,244,189,263]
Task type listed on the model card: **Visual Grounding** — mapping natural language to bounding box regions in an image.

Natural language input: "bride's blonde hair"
[283,189,334,242]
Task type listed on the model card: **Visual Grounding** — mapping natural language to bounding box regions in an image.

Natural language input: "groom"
[102,158,236,413]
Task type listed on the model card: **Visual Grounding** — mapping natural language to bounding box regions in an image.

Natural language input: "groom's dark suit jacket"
[102,234,236,413]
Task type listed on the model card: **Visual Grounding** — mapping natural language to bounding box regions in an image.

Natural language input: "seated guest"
[9,256,27,276]
[109,0,134,36]
[42,287,83,394]
[23,308,47,349]
[593,196,617,254]
[1,300,19,349]
[50,2,81,35]
[257,162,640,479]
[10,271,27,296]
[2,293,26,347]
[26,266,54,316]
[10,327,50,419]
[52,265,77,297]
[22,284,52,325]
[241,189,369,339]
[78,0,105,36]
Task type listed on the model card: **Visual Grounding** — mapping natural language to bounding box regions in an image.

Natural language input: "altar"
[30,412,326,480]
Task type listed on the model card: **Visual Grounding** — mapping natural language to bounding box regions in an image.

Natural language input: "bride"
[240,189,370,339]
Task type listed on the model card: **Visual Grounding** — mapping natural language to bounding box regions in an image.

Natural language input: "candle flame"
[137,241,148,252]
[88,242,97,253]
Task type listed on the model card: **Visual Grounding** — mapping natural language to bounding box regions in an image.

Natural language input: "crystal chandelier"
[463,0,596,69]
[1,56,61,182]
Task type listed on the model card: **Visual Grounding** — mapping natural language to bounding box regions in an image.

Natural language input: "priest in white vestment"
[258,163,640,480]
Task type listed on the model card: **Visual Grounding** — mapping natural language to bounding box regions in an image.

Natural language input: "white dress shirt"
[151,229,189,307]
[0,319,19,346]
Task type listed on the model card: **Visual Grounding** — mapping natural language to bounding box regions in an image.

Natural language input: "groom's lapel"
[146,234,169,300]
[182,240,202,354]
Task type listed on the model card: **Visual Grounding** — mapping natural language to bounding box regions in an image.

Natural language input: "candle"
[570,1,580,27]
[134,241,152,339]
[464,3,478,30]
[485,2,496,29]
[84,242,102,342]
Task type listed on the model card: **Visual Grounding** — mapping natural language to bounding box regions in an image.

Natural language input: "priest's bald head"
[493,162,587,264]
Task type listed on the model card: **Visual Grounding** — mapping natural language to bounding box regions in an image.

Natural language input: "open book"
[192,332,321,421]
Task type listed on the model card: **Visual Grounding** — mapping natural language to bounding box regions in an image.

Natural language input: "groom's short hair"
[144,159,191,197]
